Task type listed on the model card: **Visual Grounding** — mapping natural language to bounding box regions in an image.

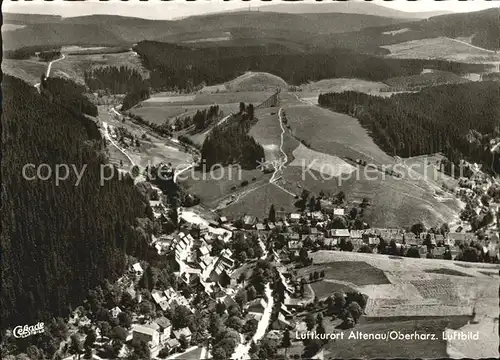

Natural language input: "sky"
[3,0,499,20]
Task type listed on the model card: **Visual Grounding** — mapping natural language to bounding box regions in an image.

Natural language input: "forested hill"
[1,75,151,330]
[328,7,500,52]
[134,40,488,91]
[318,82,500,175]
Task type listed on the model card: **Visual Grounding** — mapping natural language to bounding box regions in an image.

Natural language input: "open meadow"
[298,78,390,102]
[382,37,500,63]
[180,166,268,204]
[249,107,283,162]
[270,92,462,227]
[50,50,148,85]
[2,58,48,85]
[98,106,193,170]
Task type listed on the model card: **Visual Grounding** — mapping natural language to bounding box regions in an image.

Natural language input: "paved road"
[101,121,136,166]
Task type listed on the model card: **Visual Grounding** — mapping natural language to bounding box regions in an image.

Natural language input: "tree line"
[318,82,500,176]
[84,65,148,95]
[3,45,62,60]
[200,103,263,170]
[173,105,222,132]
[41,76,99,118]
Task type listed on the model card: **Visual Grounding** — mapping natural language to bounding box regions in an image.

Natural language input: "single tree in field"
[333,292,346,315]
[305,313,316,331]
[239,102,246,114]
[347,301,363,323]
[282,330,292,356]
[268,204,276,223]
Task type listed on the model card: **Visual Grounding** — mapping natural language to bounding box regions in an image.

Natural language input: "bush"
[241,180,249,187]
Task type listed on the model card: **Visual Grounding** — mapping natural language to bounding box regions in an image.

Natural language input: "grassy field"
[144,91,273,106]
[272,91,464,228]
[298,78,389,101]
[384,70,470,88]
[297,261,390,287]
[288,143,357,178]
[201,71,287,93]
[249,107,284,162]
[382,37,500,63]
[309,280,357,299]
[3,51,146,86]
[282,92,394,166]
[180,166,267,204]
[219,182,297,218]
[130,103,239,126]
[2,58,48,85]
[424,268,473,277]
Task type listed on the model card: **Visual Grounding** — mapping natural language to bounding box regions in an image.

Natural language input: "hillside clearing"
[288,144,357,178]
[297,261,391,287]
[382,37,500,63]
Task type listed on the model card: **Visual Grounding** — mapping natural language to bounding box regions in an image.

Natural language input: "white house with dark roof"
[329,229,350,239]
[132,324,159,348]
[154,316,172,342]
[333,208,345,216]
[111,306,122,319]
[246,298,267,315]
[132,262,144,275]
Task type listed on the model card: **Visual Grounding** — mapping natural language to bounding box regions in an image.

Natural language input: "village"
[58,157,500,360]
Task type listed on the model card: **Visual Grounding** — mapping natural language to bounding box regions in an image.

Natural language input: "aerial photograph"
[1,0,499,359]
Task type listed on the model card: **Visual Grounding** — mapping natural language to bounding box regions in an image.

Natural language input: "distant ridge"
[258,1,453,19]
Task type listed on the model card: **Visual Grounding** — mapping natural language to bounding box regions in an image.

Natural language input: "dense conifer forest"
[201,105,264,170]
[318,82,500,175]
[1,75,152,330]
[133,41,489,91]
[84,65,148,94]
[41,77,98,117]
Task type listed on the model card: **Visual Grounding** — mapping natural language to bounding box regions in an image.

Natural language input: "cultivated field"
[219,182,298,217]
[131,103,239,126]
[384,70,470,88]
[309,281,357,300]
[288,144,357,178]
[382,37,500,63]
[2,58,47,85]
[309,251,499,359]
[297,261,391,287]
[324,316,474,359]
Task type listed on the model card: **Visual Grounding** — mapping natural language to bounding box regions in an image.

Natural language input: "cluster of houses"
[130,316,192,355]
[120,175,500,355]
